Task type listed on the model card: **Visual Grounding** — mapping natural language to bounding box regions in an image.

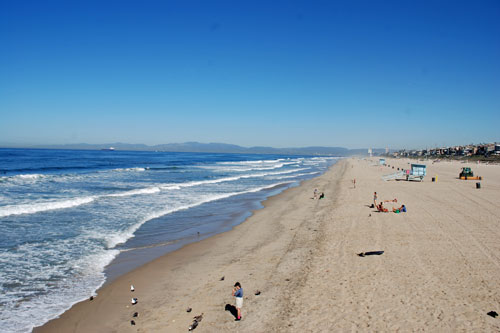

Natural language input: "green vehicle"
[459,167,482,180]
[459,167,473,178]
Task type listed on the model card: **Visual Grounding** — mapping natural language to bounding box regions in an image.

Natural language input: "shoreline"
[34,160,344,332]
[103,181,290,284]
[34,158,500,332]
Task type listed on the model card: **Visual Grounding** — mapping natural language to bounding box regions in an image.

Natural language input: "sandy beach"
[34,158,500,332]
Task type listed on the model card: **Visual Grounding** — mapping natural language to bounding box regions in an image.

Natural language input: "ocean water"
[0,148,337,332]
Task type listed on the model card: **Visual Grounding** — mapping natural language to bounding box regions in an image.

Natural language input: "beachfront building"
[390,141,500,160]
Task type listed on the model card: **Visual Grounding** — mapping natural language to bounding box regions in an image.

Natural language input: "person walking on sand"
[232,282,243,321]
[373,192,377,206]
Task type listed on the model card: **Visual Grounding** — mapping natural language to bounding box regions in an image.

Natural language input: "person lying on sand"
[393,204,407,213]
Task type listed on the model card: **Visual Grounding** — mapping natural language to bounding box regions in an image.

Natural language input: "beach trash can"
[476,182,481,189]
[432,177,435,182]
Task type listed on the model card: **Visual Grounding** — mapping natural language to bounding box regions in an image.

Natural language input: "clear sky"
[1,0,499,149]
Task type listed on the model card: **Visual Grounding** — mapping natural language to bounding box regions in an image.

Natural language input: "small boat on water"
[101,147,115,151]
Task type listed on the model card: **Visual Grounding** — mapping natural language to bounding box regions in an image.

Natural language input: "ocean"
[0,148,337,332]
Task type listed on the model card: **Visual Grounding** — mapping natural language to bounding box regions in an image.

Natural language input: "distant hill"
[10,142,388,156]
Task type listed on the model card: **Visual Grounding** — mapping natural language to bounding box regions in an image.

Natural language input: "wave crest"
[0,197,95,218]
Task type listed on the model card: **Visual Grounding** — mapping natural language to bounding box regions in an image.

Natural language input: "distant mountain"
[13,142,387,156]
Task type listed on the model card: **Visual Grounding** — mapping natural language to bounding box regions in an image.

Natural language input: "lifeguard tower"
[382,163,426,182]
[407,164,426,181]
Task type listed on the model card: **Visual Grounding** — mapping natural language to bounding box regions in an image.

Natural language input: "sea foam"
[0,197,96,218]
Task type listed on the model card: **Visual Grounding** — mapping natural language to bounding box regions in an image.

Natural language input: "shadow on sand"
[225,304,238,319]
[358,251,384,257]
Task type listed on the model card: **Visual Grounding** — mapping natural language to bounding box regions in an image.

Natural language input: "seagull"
[188,320,198,331]
[220,276,225,281]
[131,320,136,326]
[131,285,135,292]
[133,312,138,317]
[131,298,138,305]
[186,307,192,312]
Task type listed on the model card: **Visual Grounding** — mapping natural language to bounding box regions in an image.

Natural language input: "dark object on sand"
[370,204,374,208]
[358,251,384,257]
[133,312,138,317]
[254,290,261,296]
[189,313,203,331]
[319,193,325,199]
[89,296,94,301]
[131,297,138,305]
[131,320,136,325]
[476,182,481,189]
[220,276,225,281]
[186,307,192,312]
[188,320,198,331]
[368,214,371,217]
[487,311,498,318]
[225,304,238,318]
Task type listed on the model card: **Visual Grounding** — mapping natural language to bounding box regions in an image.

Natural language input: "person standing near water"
[232,282,243,321]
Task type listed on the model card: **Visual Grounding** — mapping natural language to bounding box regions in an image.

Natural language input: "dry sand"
[34,158,500,332]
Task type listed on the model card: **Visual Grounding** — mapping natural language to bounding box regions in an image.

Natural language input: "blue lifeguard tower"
[408,164,426,181]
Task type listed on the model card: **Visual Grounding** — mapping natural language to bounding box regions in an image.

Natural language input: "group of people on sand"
[373,192,406,213]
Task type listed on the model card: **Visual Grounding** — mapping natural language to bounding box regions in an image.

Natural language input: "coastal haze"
[6,142,385,156]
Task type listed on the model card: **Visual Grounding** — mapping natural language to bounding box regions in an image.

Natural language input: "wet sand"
[34,158,500,332]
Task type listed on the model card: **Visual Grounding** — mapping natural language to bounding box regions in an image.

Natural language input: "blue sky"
[1,0,499,149]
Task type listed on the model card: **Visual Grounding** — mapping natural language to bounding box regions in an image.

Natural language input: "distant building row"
[391,142,500,158]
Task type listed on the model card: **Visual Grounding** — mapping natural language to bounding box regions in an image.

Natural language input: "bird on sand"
[188,320,198,331]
